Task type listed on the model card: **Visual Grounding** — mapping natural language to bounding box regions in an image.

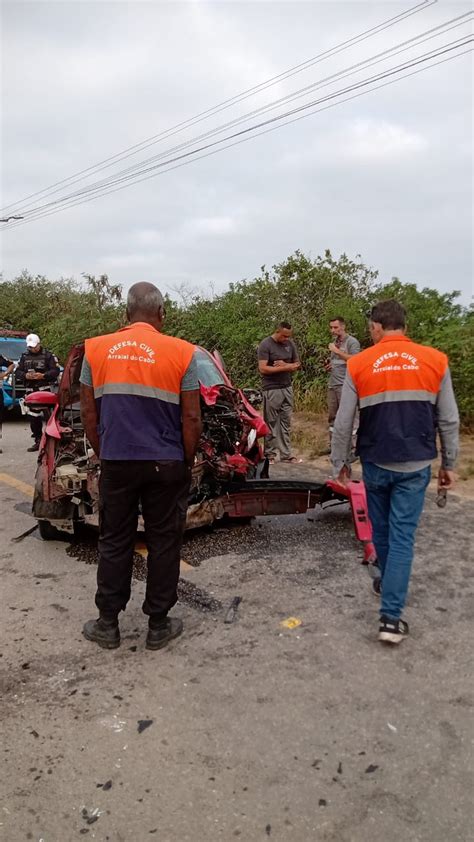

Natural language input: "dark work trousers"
[96,460,191,620]
[30,412,44,442]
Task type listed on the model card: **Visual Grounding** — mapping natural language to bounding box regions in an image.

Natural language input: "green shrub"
[1,253,471,425]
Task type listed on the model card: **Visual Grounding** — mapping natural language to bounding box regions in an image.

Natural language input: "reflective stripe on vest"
[359,389,437,409]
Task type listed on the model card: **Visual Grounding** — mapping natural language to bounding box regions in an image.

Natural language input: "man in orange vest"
[80,281,202,651]
[331,300,459,645]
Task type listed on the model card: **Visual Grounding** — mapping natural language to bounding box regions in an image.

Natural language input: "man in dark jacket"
[15,334,60,451]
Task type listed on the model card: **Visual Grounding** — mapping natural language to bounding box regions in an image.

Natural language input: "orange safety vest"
[85,322,195,460]
[347,334,448,464]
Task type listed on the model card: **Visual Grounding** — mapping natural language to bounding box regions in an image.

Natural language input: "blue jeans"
[362,462,431,620]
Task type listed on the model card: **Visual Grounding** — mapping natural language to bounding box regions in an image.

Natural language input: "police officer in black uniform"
[15,334,60,451]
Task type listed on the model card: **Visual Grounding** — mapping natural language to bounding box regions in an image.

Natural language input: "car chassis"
[26,343,376,564]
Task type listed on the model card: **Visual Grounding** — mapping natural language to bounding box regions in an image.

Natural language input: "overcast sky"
[1,0,472,305]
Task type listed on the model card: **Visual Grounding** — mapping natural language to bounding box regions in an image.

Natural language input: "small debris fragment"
[365,764,379,774]
[50,603,68,613]
[30,730,39,739]
[387,723,397,732]
[265,824,271,836]
[129,646,137,652]
[137,719,154,734]
[11,523,39,543]
[102,780,112,791]
[337,762,343,774]
[318,799,327,807]
[81,806,102,826]
[224,596,242,624]
[280,617,302,629]
[311,759,321,769]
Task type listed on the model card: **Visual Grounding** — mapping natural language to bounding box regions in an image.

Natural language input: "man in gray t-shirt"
[257,322,300,462]
[326,317,360,445]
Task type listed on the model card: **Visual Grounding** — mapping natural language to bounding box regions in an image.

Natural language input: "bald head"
[126,281,165,329]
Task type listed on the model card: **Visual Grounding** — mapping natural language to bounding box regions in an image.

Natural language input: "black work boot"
[27,441,40,452]
[83,617,120,649]
[146,617,183,651]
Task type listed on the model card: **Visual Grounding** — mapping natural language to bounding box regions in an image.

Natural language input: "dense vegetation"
[1,251,472,424]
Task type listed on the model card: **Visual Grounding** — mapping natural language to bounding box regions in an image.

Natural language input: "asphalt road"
[0,415,473,842]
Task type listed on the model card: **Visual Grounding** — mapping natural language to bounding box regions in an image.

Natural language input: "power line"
[5,13,471,222]
[4,37,471,232]
[0,0,437,215]
[5,38,471,230]
[14,12,467,215]
[6,47,471,233]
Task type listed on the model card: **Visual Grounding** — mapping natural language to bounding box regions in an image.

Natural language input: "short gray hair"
[127,281,164,318]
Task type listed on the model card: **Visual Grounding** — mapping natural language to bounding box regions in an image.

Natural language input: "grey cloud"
[1,1,472,304]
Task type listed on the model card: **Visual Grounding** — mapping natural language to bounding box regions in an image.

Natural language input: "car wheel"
[38,519,63,541]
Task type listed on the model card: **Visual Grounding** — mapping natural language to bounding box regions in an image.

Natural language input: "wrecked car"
[26,342,376,564]
[26,342,270,538]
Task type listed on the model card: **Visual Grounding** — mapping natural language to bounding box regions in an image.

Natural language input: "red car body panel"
[25,342,376,566]
[26,342,272,526]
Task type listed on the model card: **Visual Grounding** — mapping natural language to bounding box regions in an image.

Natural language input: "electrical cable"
[3,38,471,232]
[7,35,471,219]
[4,40,471,231]
[14,12,466,213]
[0,0,437,214]
[6,15,471,221]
